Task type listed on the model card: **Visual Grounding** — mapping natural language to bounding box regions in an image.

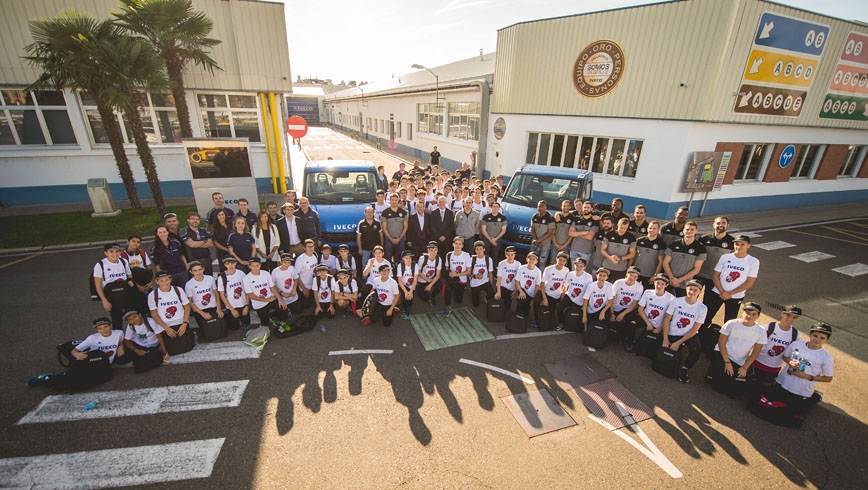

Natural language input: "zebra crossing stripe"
[0,438,225,489]
[17,380,249,425]
[116,341,260,368]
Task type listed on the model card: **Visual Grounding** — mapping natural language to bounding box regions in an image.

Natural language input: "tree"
[25,10,144,213]
[113,0,221,139]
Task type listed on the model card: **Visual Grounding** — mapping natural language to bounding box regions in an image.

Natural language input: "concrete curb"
[1,237,156,256]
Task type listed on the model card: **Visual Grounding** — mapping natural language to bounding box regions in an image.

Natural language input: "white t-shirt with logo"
[243,271,276,309]
[665,297,708,337]
[271,266,299,305]
[365,257,391,285]
[541,265,570,299]
[125,320,165,349]
[148,286,189,327]
[447,251,472,285]
[396,262,417,289]
[712,253,760,298]
[332,278,358,297]
[374,276,399,306]
[497,259,521,291]
[314,275,334,304]
[295,253,319,289]
[777,341,834,397]
[612,279,644,313]
[76,330,125,363]
[93,258,132,283]
[583,281,614,314]
[469,255,494,288]
[638,290,675,329]
[714,319,767,365]
[217,270,248,309]
[563,270,594,306]
[755,323,800,370]
[516,265,542,296]
[185,276,218,310]
[372,201,390,222]
[416,255,442,284]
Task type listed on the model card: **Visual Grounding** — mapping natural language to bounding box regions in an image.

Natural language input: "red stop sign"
[286,115,308,138]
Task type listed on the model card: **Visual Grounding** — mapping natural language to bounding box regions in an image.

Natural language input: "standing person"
[551,201,575,265]
[632,221,666,286]
[244,257,286,327]
[609,198,628,224]
[375,165,389,192]
[217,257,251,331]
[494,246,521,313]
[514,252,543,325]
[771,323,834,416]
[610,266,644,347]
[150,225,188,286]
[392,162,408,181]
[753,305,803,385]
[271,253,303,317]
[662,221,706,297]
[211,209,233,269]
[468,241,495,308]
[266,201,281,225]
[122,235,154,316]
[184,261,223,329]
[181,212,214,276]
[600,217,637,282]
[277,202,304,257]
[294,239,320,308]
[93,243,134,330]
[568,201,598,264]
[361,264,400,327]
[252,210,281,271]
[443,237,472,317]
[701,234,760,340]
[396,251,418,320]
[698,216,734,292]
[430,196,455,258]
[661,279,708,383]
[661,206,689,246]
[371,190,390,222]
[148,271,192,344]
[530,201,556,265]
[582,268,614,328]
[590,215,614,274]
[295,197,322,247]
[455,198,480,254]
[382,194,409,263]
[628,205,649,235]
[706,302,767,391]
[280,190,298,215]
[235,198,257,229]
[629,273,676,351]
[356,206,383,269]
[457,160,475,182]
[429,146,441,167]
[207,192,235,230]
[480,201,507,263]
[162,213,183,245]
[226,216,256,273]
[415,242,444,307]
[406,200,431,258]
[540,252,571,327]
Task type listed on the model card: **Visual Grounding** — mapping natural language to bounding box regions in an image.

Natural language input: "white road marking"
[752,217,865,234]
[753,240,796,251]
[825,297,868,306]
[117,342,261,368]
[495,330,574,340]
[790,251,836,263]
[459,358,535,384]
[0,438,225,489]
[17,381,248,425]
[328,349,393,356]
[589,413,682,478]
[832,263,868,277]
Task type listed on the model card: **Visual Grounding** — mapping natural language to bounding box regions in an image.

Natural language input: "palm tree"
[25,11,144,213]
[114,0,221,139]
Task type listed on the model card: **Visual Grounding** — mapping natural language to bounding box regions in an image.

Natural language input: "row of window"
[417,102,481,141]
[526,131,644,179]
[735,143,865,180]
[0,89,265,147]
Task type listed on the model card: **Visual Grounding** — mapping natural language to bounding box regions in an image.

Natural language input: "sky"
[277,0,868,84]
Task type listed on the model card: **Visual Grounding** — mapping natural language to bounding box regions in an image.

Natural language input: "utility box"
[86,178,122,217]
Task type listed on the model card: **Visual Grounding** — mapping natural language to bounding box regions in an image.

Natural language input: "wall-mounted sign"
[573,40,625,98]
[820,31,868,121]
[493,117,506,140]
[779,145,796,168]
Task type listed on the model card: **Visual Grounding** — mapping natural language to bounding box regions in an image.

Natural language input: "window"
[408,123,413,141]
[447,102,480,141]
[734,143,771,181]
[792,144,823,179]
[396,122,402,138]
[198,93,261,142]
[81,91,180,144]
[839,145,866,177]
[525,132,644,178]
[417,103,443,135]
[0,89,77,145]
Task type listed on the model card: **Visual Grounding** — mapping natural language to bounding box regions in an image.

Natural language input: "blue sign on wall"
[286,97,320,125]
[779,144,796,169]
[753,12,830,57]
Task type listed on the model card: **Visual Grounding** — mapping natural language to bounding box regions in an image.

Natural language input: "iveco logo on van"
[331,224,357,231]
[511,224,531,233]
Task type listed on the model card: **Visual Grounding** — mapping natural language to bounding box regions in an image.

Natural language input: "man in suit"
[407,200,431,257]
[429,195,455,258]
[277,202,304,257]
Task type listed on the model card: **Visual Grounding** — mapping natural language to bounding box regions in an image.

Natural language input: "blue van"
[500,165,593,251]
[302,160,378,249]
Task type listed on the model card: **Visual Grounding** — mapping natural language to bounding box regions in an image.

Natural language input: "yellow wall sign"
[573,40,625,98]
[742,48,817,87]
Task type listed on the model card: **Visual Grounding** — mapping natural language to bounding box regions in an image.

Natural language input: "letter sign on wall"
[573,39,626,98]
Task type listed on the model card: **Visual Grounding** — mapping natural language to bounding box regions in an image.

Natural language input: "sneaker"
[285,312,294,323]
[240,323,251,331]
[678,367,690,384]
[624,341,635,353]
[555,324,563,331]
[531,321,538,329]
[401,312,411,320]
[362,317,372,326]
[26,373,55,388]
[443,307,451,317]
[429,298,436,307]
[812,391,823,403]
[162,354,170,364]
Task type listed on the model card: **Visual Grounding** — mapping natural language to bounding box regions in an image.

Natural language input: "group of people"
[79,164,833,423]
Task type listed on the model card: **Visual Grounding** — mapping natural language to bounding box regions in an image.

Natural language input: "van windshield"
[503,174,583,210]
[303,170,378,204]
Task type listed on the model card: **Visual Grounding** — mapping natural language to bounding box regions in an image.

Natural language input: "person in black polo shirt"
[356,206,383,269]
[628,204,649,235]
[662,221,707,297]
[295,197,322,247]
[697,216,734,292]
[600,217,637,282]
[661,206,689,246]
[632,221,666,286]
[428,146,441,167]
[181,211,214,276]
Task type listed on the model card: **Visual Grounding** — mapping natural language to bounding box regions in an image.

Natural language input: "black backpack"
[89,257,129,301]
[767,321,798,343]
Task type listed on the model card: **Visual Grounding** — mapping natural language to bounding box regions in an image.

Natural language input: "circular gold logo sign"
[573,40,625,98]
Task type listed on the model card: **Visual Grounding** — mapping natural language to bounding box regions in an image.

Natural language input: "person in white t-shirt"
[121,310,167,364]
[93,243,135,330]
[556,257,593,329]
[754,305,802,385]
[582,267,614,326]
[148,271,191,341]
[627,273,675,351]
[515,252,543,324]
[495,246,521,313]
[415,242,443,307]
[443,237,472,317]
[333,268,359,315]
[217,256,251,330]
[707,302,768,394]
[610,266,645,348]
[540,251,570,327]
[71,317,126,364]
[243,257,286,327]
[361,245,391,300]
[396,251,418,319]
[312,264,336,319]
[661,279,707,383]
[469,241,495,308]
[294,239,320,309]
[362,263,400,327]
[771,322,834,415]
[184,261,223,329]
[271,253,303,317]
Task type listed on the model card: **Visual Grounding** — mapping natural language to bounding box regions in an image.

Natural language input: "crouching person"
[149,271,193,355]
[72,317,126,364]
[706,302,767,396]
[361,263,400,327]
[333,268,359,315]
[120,310,168,371]
[773,323,834,414]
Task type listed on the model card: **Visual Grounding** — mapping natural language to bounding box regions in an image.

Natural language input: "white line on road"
[328,349,394,356]
[832,263,868,277]
[825,297,868,306]
[0,438,225,489]
[790,251,836,263]
[589,414,682,479]
[495,330,575,341]
[753,240,796,251]
[752,217,866,234]
[459,358,535,384]
[116,342,261,368]
[18,381,249,425]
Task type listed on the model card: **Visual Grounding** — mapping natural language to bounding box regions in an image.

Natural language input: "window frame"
[791,144,824,179]
[838,145,867,178]
[0,88,78,146]
[525,131,644,179]
[196,92,263,143]
[734,143,772,182]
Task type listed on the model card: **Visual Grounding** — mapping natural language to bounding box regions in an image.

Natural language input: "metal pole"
[259,93,278,194]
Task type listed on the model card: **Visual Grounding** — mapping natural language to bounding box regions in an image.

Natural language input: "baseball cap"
[685,279,704,289]
[742,301,762,313]
[104,243,121,251]
[810,322,832,336]
[402,250,414,257]
[556,251,570,260]
[526,252,538,259]
[92,317,112,327]
[505,246,517,253]
[280,253,293,261]
[154,270,171,279]
[782,305,802,316]
[338,244,349,251]
[626,266,641,274]
[652,273,670,284]
[427,241,439,249]
[378,263,392,272]
[733,234,752,243]
[248,256,261,264]
[186,260,203,271]
[315,264,328,272]
[474,240,485,248]
[222,256,238,263]
[596,267,610,276]
[122,310,141,320]
[336,269,350,277]
[574,257,587,265]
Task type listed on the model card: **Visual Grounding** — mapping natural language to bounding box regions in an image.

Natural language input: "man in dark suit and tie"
[407,200,431,257]
[429,196,455,257]
[276,202,304,257]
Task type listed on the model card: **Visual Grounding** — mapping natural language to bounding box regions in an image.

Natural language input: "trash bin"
[86,178,122,217]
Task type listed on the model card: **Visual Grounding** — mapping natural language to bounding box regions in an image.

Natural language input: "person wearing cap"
[362,263,400,326]
[318,244,338,275]
[407,200,431,258]
[601,217,637,282]
[277,202,304,257]
[772,323,834,415]
[662,221,707,297]
[151,225,189,286]
[515,252,543,324]
[469,240,496,308]
[632,221,666,287]
[611,266,645,347]
[753,305,803,385]
[148,271,192,341]
[697,216,734,291]
[707,302,768,394]
[217,256,252,330]
[184,261,223,330]
[93,243,135,330]
[700,234,760,347]
[443,236,473,317]
[416,242,444,307]
[121,310,168,364]
[382,193,410,263]
[71,317,126,364]
[495,246,522,312]
[336,244,358,280]
[582,267,615,327]
[271,253,303,316]
[312,264,336,319]
[530,201,556,266]
[162,212,184,244]
[557,257,594,324]
[540,251,570,327]
[396,250,418,319]
[661,279,708,383]
[631,273,676,351]
[181,211,214,276]
[590,214,615,274]
[455,198,481,255]
[568,201,599,266]
[333,268,359,315]
[295,239,321,308]
[244,257,286,326]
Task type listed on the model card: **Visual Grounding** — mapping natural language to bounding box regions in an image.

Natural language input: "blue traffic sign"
[754,12,830,57]
[779,144,796,169]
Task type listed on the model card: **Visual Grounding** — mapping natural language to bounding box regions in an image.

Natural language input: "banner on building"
[286,97,320,125]
[683,151,729,192]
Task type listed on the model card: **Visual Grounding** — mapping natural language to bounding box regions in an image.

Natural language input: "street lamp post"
[411,63,444,108]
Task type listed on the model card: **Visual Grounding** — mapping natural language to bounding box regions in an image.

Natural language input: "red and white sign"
[286,115,308,138]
